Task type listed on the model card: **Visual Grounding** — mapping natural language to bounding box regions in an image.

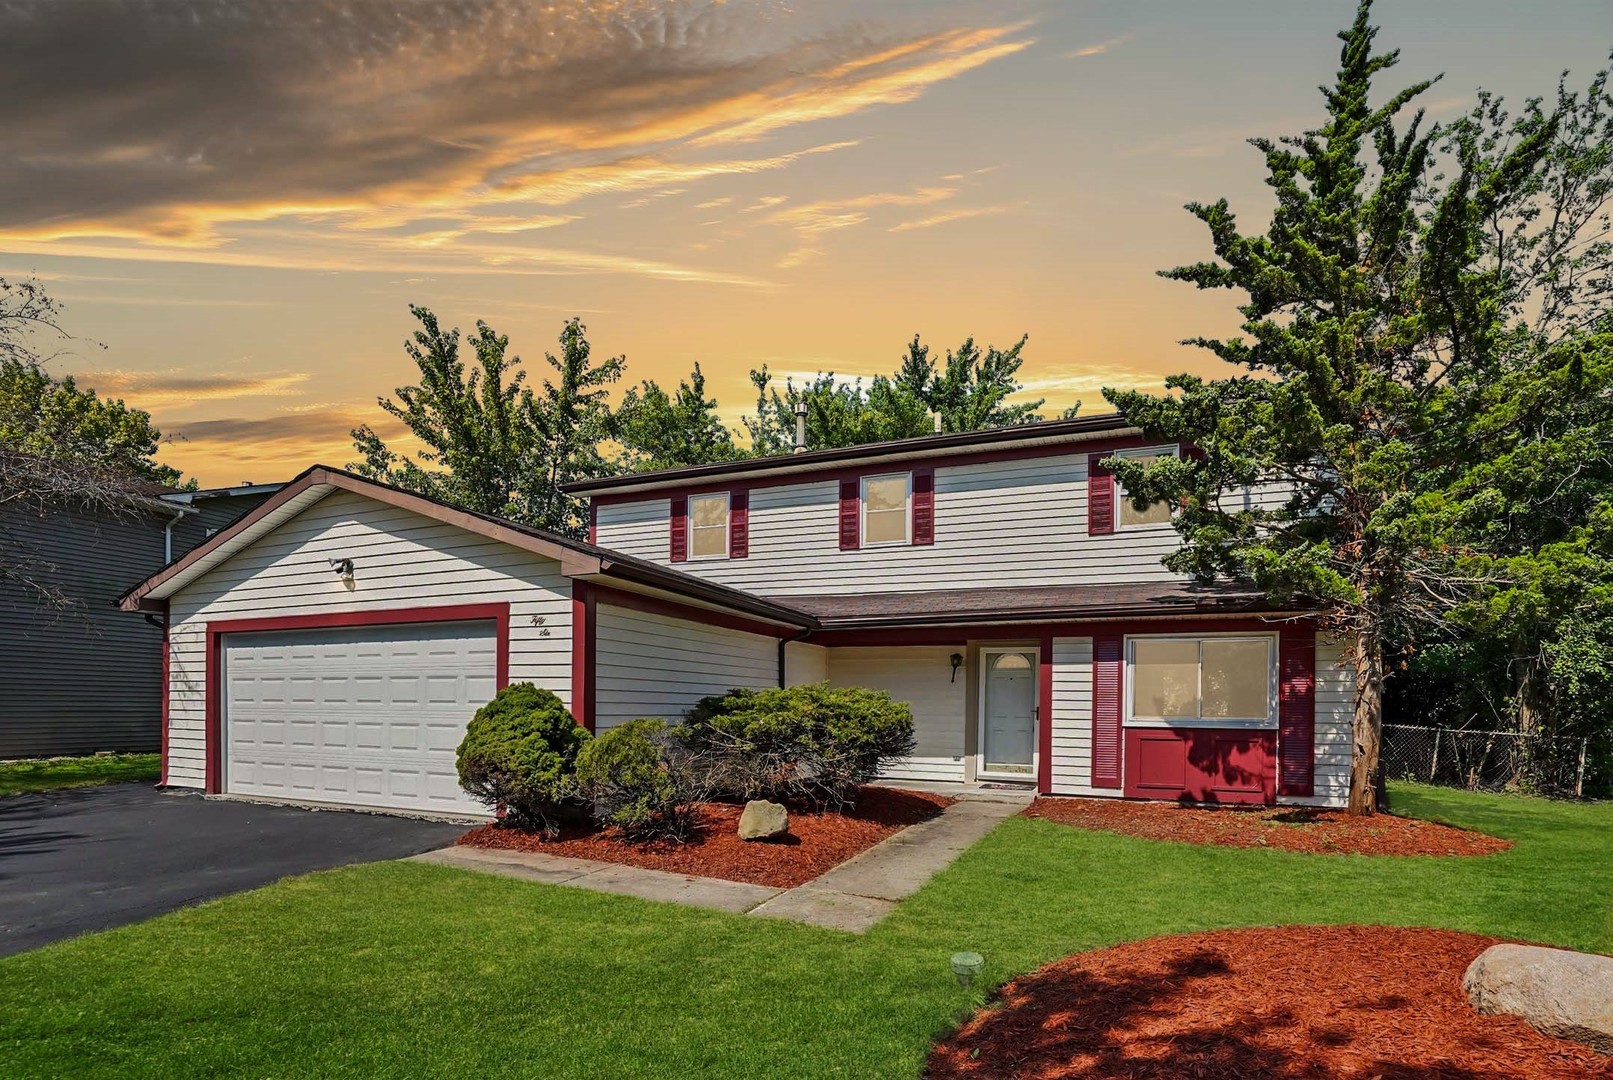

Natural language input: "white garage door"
[222,620,497,815]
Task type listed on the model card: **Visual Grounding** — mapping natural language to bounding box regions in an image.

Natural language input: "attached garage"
[220,617,500,815]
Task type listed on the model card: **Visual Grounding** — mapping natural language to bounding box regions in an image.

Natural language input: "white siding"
[165,490,573,790]
[1048,636,1110,796]
[593,604,778,731]
[784,641,829,686]
[594,449,1189,596]
[1288,635,1354,809]
[825,647,967,782]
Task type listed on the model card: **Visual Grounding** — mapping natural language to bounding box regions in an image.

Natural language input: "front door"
[981,648,1037,776]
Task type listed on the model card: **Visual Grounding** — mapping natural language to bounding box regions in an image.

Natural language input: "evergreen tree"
[1102,1,1556,814]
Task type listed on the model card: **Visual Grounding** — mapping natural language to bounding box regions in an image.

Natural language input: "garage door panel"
[223,620,494,815]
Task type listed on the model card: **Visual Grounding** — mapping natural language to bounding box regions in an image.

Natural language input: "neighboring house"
[117,415,1350,817]
[0,480,281,758]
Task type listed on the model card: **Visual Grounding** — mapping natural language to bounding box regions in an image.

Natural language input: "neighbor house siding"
[592,603,777,730]
[783,640,829,686]
[1285,635,1353,809]
[1047,636,1102,796]
[825,646,967,782]
[0,503,169,757]
[162,490,572,789]
[593,450,1297,596]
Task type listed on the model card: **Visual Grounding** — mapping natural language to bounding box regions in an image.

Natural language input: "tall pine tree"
[1103,1,1556,813]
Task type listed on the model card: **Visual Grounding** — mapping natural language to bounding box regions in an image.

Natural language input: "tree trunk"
[1348,631,1384,817]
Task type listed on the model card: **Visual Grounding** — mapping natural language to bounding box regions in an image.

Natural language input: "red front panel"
[1123,728,1276,805]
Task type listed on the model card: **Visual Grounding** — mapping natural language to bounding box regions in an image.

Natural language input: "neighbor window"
[1114,447,1177,528]
[688,492,729,558]
[861,473,910,545]
[1127,635,1274,726]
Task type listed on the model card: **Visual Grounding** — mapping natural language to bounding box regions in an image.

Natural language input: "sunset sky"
[5,0,1607,487]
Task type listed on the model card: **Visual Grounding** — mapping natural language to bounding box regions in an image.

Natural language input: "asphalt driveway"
[0,783,465,957]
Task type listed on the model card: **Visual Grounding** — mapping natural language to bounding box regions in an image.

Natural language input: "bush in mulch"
[458,785,951,888]
[928,926,1613,1080]
[1024,797,1512,856]
[455,684,591,832]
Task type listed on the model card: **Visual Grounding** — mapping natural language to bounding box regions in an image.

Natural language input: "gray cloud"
[171,407,399,448]
[0,1,1029,242]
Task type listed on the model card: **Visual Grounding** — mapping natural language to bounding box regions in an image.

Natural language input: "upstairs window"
[861,473,910,546]
[688,492,729,558]
[1114,446,1177,528]
[1127,635,1275,727]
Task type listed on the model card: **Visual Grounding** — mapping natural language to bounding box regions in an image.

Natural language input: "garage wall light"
[329,557,355,583]
[950,652,964,683]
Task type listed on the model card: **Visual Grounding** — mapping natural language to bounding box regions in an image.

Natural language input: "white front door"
[981,648,1037,776]
[222,620,497,815]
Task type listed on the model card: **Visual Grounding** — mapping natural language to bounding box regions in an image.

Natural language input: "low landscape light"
[950,951,984,988]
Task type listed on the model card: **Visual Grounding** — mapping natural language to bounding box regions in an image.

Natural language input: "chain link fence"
[1382,724,1603,797]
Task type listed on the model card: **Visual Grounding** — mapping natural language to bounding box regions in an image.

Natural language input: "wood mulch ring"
[1024,796,1511,856]
[458,786,952,889]
[928,925,1613,1080]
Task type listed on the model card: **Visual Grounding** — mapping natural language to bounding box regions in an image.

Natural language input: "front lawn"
[1,784,1608,1079]
[0,753,159,797]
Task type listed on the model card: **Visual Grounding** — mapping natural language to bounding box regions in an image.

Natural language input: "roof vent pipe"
[793,401,808,454]
[932,412,943,434]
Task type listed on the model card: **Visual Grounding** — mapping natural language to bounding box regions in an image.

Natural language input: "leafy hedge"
[456,683,590,831]
[679,682,915,805]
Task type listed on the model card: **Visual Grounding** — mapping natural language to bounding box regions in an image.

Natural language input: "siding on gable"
[594,450,1205,596]
[163,490,573,789]
[1282,635,1353,809]
[825,646,966,782]
[593,603,778,730]
[1048,636,1103,796]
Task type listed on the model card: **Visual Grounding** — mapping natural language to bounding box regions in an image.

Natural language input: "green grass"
[1,783,1608,1079]
[0,753,159,796]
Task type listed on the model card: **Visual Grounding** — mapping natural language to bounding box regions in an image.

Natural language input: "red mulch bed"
[1025,797,1511,857]
[928,926,1613,1079]
[458,786,951,888]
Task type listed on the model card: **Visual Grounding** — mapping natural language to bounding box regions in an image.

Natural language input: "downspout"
[162,506,187,563]
[777,628,814,688]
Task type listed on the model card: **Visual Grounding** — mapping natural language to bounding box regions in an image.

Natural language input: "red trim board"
[571,582,597,732]
[200,603,512,796]
[589,582,803,640]
[1036,633,1054,791]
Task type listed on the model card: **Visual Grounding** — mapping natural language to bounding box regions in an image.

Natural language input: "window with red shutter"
[729,489,749,558]
[912,468,934,545]
[1087,454,1115,535]
[838,478,859,550]
[669,495,688,562]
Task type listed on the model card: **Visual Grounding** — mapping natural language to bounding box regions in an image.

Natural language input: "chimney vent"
[793,401,808,454]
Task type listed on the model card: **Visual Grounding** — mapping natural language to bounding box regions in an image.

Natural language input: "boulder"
[737,800,788,841]
[1464,943,1613,1052]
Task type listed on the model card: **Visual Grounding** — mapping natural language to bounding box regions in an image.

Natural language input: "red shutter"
[1091,634,1123,788]
[838,478,860,550]
[912,468,934,545]
[729,489,749,559]
[1088,454,1115,535]
[669,496,688,562]
[1278,625,1317,797]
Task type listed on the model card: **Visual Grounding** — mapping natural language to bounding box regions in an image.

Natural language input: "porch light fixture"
[950,951,985,989]
[950,652,963,683]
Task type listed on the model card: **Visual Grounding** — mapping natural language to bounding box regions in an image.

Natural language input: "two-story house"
[117,415,1351,816]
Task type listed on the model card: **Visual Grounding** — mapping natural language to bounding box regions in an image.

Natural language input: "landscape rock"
[1464,942,1613,1052]
[737,800,788,841]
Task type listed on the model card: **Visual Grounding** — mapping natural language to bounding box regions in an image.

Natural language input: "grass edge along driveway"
[0,753,160,797]
[0,783,1608,1079]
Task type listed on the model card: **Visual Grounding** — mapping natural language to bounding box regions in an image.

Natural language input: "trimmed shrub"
[678,682,915,805]
[456,683,590,831]
[572,719,705,841]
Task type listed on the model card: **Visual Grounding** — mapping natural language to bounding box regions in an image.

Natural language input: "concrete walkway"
[411,789,1031,932]
[749,790,1030,931]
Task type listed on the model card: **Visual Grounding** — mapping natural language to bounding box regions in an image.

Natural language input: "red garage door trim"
[202,603,511,795]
